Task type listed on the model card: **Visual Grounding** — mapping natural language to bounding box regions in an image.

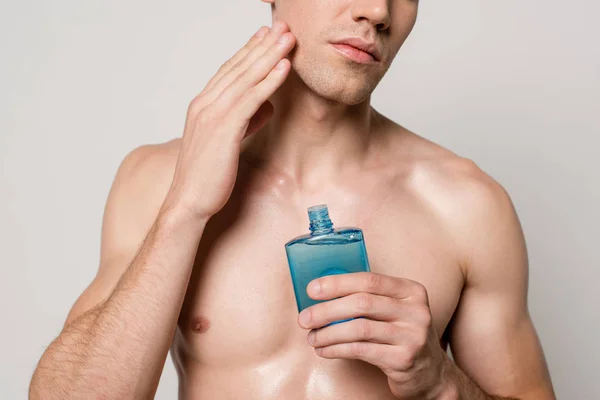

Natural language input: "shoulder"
[108,136,181,211]
[384,124,523,277]
[380,119,511,217]
[63,139,182,326]
[115,138,181,187]
[414,144,523,279]
[107,138,181,218]
[100,138,181,257]
[410,149,513,223]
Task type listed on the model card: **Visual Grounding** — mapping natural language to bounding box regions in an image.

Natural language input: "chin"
[321,83,374,105]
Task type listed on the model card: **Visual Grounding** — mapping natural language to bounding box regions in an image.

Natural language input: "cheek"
[397,5,417,38]
[288,17,318,44]
[285,23,321,62]
[388,20,417,55]
[391,6,418,38]
[275,0,329,39]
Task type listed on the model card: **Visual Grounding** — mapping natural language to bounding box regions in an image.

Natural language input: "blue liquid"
[285,205,371,326]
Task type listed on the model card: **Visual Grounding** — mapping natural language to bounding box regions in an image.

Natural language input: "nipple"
[191,316,211,334]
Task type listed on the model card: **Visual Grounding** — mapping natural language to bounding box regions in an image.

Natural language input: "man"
[30,0,556,399]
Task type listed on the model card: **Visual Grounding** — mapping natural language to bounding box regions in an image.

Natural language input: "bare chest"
[175,193,465,368]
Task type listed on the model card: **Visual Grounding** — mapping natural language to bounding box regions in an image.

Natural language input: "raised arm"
[29,142,207,399]
[29,21,297,399]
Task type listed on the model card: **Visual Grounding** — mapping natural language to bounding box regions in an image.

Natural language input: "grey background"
[1,0,598,398]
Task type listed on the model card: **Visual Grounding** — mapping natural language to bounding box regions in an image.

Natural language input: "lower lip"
[331,43,377,64]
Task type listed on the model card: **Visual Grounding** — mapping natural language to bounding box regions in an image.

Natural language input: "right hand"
[165,21,296,220]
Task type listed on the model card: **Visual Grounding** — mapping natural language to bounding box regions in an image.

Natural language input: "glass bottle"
[285,204,371,325]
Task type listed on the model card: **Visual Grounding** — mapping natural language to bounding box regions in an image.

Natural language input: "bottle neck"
[308,205,334,235]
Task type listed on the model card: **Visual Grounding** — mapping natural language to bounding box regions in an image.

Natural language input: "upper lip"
[331,37,381,61]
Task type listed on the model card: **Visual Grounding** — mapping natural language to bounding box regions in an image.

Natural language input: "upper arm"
[64,141,178,327]
[445,160,555,399]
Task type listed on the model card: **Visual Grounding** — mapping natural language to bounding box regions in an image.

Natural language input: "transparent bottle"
[285,204,371,325]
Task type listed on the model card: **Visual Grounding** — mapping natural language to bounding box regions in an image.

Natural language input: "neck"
[243,68,383,191]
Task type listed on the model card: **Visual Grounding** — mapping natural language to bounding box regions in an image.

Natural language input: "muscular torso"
[170,127,467,399]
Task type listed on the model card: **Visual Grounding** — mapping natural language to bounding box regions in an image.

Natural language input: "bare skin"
[30,1,556,399]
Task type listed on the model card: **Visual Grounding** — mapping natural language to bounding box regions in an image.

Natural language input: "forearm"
[438,358,519,400]
[30,206,207,399]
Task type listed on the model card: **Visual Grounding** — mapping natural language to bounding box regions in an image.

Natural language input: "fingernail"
[307,331,315,345]
[273,21,286,33]
[255,26,268,38]
[299,309,311,327]
[275,59,287,70]
[308,280,321,296]
[277,33,290,44]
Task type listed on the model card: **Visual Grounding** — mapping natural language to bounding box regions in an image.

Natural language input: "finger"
[315,342,412,372]
[230,58,291,128]
[307,272,428,303]
[202,26,270,94]
[214,35,294,116]
[298,292,418,329]
[307,318,409,348]
[203,21,290,109]
[186,26,271,118]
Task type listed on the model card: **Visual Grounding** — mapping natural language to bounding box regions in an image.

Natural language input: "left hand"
[297,272,451,399]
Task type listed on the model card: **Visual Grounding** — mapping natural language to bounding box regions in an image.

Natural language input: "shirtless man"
[29,0,556,399]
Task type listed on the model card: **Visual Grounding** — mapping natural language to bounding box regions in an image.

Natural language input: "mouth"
[330,38,381,64]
